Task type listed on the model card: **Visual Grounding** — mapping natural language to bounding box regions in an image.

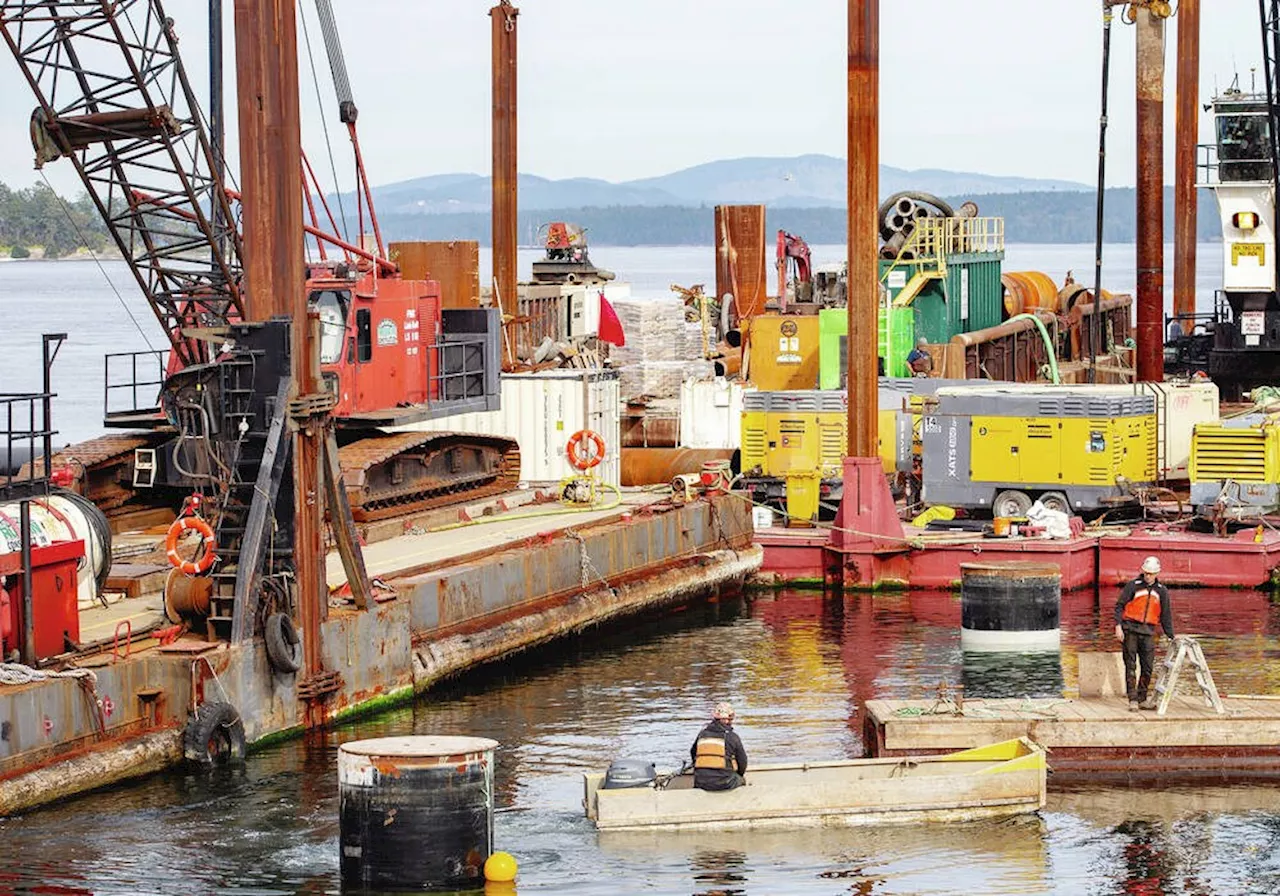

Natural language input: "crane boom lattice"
[0,0,244,366]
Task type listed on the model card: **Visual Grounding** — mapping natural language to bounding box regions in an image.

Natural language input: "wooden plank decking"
[864,695,1280,781]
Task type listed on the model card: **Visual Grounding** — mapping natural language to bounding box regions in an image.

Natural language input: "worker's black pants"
[1122,629,1156,703]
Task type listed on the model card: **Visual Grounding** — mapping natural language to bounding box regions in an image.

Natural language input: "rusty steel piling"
[1135,5,1167,382]
[1174,0,1200,320]
[847,0,879,456]
[491,1,518,361]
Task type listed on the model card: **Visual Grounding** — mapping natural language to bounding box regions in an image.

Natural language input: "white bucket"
[751,507,774,529]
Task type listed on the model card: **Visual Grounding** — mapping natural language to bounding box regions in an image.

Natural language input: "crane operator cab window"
[310,289,351,365]
[1216,108,1273,183]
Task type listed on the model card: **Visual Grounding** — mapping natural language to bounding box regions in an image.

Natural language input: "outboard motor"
[602,759,656,789]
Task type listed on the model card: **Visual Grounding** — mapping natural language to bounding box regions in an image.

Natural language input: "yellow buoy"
[484,851,518,882]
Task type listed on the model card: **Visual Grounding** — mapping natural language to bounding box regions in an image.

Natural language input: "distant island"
[1,155,1222,256]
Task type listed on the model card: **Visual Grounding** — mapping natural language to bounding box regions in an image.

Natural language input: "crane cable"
[298,2,350,245]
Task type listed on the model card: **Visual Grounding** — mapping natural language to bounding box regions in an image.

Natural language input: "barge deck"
[0,491,759,816]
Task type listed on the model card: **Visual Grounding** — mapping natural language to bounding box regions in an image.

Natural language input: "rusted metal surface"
[20,433,157,513]
[1173,0,1200,319]
[1001,271,1060,317]
[491,1,519,357]
[411,545,760,691]
[1135,5,1166,381]
[232,0,302,322]
[620,404,679,448]
[389,241,481,308]
[338,432,521,521]
[945,312,1054,382]
[512,289,565,361]
[713,205,769,324]
[620,448,736,487]
[847,0,879,457]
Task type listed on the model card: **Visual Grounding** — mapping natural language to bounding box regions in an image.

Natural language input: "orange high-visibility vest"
[1122,585,1162,626]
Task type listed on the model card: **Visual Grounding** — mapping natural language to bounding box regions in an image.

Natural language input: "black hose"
[876,190,956,235]
[53,487,113,594]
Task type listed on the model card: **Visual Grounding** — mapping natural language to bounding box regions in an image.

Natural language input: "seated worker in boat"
[690,702,747,791]
[906,337,933,377]
[1114,556,1175,711]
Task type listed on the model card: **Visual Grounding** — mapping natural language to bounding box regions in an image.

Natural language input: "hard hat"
[713,702,734,720]
[916,336,927,346]
[1141,556,1161,574]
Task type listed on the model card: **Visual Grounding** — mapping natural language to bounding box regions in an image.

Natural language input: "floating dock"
[863,695,1280,781]
[0,491,759,816]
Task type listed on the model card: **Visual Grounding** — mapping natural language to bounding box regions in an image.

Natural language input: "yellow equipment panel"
[749,314,820,391]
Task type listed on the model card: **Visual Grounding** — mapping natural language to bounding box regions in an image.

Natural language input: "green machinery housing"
[818,218,1005,387]
[921,387,1157,518]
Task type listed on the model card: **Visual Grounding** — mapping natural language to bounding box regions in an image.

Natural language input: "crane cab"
[309,264,501,426]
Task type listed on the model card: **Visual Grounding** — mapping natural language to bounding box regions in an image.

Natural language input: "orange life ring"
[566,429,605,471]
[165,515,218,575]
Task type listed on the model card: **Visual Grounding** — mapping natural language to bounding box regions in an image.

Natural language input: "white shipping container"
[395,369,622,488]
[680,377,754,449]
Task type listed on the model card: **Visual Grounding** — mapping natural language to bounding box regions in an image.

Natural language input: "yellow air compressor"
[920,387,1157,516]
[747,314,821,391]
[1189,414,1280,514]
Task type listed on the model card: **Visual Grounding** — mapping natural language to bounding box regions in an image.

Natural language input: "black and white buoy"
[960,561,1061,651]
[339,735,498,892]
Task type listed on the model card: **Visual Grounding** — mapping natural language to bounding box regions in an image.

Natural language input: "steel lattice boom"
[0,0,244,366]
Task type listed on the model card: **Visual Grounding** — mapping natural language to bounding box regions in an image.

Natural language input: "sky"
[0,0,1266,197]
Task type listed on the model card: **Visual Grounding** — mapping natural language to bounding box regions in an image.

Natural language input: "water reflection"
[4,586,1280,894]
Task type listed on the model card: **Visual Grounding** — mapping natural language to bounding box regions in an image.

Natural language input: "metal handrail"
[104,350,168,417]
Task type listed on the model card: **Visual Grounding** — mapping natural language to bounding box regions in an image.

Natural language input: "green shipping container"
[878,251,1004,345]
[818,305,915,387]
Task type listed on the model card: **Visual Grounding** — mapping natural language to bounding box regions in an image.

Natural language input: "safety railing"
[0,391,53,498]
[104,350,168,420]
[881,216,1005,288]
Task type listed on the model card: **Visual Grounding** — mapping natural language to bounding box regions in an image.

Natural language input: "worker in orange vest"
[690,702,747,791]
[1114,556,1175,711]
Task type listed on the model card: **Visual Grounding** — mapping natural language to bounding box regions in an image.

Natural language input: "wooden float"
[864,694,1280,781]
[583,738,1046,831]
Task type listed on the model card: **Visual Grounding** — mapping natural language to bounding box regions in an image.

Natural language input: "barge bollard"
[339,735,499,892]
[959,561,1061,652]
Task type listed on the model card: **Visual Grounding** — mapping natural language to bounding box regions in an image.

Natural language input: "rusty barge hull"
[0,494,759,817]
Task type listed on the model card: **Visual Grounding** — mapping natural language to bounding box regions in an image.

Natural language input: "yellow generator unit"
[740,389,914,523]
[920,387,1157,517]
[1189,414,1280,514]
[748,314,821,391]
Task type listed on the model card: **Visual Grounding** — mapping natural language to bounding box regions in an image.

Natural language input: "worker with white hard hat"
[1114,556,1175,711]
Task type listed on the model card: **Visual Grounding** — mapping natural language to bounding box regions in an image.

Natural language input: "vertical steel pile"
[1135,6,1166,381]
[233,0,325,711]
[491,1,518,359]
[847,0,878,455]
[1173,0,1200,320]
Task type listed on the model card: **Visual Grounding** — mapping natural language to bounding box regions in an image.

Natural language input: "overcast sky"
[0,1,1266,196]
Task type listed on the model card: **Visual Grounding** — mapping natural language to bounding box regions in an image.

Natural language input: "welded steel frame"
[0,0,244,367]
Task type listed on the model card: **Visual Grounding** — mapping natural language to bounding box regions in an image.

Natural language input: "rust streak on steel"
[1135,5,1167,382]
[847,0,878,455]
[232,0,301,322]
[234,0,325,718]
[1173,0,1200,319]
[491,1,519,363]
[620,447,737,487]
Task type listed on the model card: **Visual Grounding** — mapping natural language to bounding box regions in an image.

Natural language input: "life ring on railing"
[165,515,218,575]
[566,429,605,471]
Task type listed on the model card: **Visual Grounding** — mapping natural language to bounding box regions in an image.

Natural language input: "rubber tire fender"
[264,612,303,674]
[183,701,246,765]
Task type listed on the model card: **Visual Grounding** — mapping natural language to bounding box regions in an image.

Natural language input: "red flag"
[598,290,626,346]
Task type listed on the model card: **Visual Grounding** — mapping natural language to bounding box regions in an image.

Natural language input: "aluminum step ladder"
[1153,635,1225,716]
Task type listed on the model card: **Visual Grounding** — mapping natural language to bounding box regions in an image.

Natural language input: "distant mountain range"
[347,154,1092,215]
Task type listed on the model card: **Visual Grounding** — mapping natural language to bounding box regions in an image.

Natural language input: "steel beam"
[491,2,519,360]
[1173,0,1200,319]
[1135,6,1167,381]
[847,0,879,455]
